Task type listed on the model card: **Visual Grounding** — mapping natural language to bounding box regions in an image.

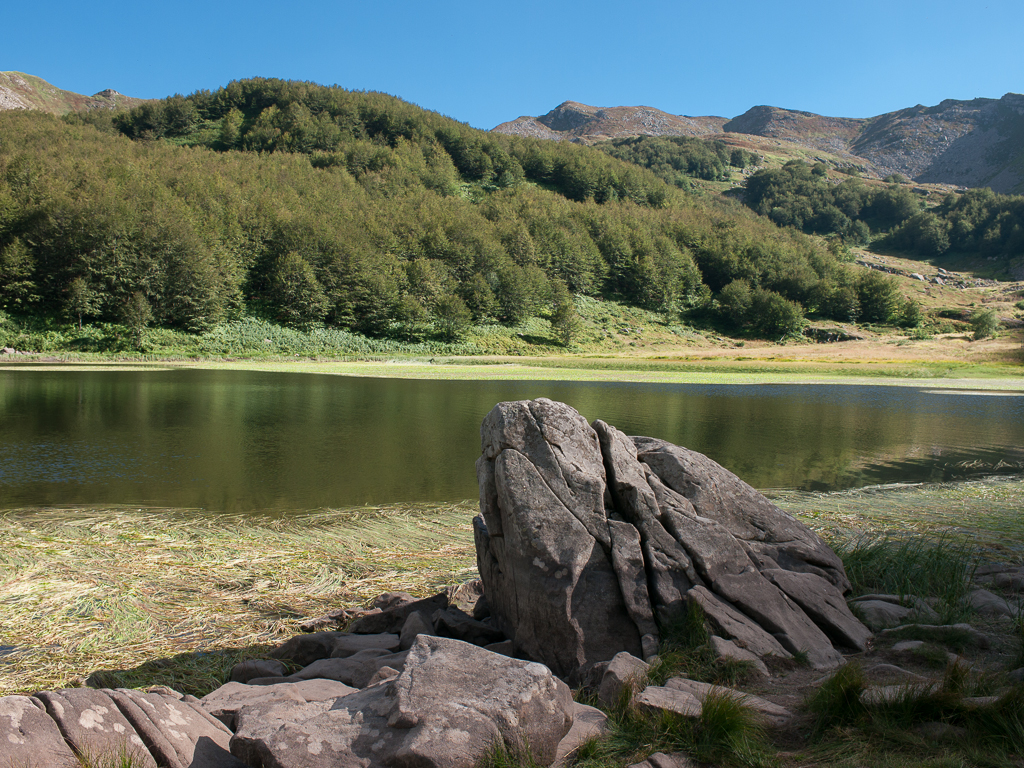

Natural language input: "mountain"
[495,94,1024,194]
[0,71,145,114]
[493,101,727,143]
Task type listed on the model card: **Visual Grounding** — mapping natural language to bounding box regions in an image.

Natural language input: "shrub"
[970,308,999,339]
[749,288,804,338]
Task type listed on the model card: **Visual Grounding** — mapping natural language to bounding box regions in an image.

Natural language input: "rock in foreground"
[475,399,867,680]
[230,635,574,768]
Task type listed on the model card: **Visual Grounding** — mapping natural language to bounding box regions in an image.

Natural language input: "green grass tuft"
[805,662,869,737]
[830,534,977,622]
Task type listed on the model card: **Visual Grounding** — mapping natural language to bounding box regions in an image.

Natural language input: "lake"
[1,367,1022,513]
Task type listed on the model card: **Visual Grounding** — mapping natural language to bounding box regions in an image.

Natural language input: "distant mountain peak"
[493,100,726,144]
[494,93,1024,193]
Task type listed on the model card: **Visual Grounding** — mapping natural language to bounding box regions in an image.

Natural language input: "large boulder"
[475,399,647,682]
[231,635,574,768]
[475,399,868,680]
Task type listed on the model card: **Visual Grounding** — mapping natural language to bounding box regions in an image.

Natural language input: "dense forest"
[594,135,758,186]
[742,160,1024,260]
[0,78,923,348]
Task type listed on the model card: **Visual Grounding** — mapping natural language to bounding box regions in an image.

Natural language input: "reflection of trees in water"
[1,373,1022,510]
[855,448,1024,489]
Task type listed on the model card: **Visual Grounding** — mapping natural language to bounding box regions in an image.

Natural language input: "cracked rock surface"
[474,399,868,681]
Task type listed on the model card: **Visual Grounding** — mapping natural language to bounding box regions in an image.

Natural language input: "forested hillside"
[0,78,914,349]
[742,161,1024,264]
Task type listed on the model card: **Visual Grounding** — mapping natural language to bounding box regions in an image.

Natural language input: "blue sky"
[6,0,1023,130]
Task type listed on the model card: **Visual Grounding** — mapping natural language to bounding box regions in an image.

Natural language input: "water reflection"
[0,369,1021,513]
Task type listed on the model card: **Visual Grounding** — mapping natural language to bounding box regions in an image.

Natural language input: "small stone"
[891,640,925,652]
[710,635,770,678]
[598,652,650,707]
[365,665,400,687]
[969,588,1015,616]
[230,658,287,683]
[852,600,912,630]
[860,664,932,685]
[399,610,435,650]
[628,752,700,768]
[553,703,609,767]
[916,721,967,742]
[484,639,515,656]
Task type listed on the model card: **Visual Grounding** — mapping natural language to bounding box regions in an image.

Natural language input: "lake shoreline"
[2,354,1024,391]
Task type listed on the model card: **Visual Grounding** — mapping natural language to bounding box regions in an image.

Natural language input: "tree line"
[0,79,916,342]
[742,160,1024,260]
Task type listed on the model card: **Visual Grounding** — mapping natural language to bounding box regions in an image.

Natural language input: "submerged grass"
[0,502,478,696]
[773,476,1024,561]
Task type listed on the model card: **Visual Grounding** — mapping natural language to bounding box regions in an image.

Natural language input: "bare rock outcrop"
[475,399,868,681]
[230,635,574,768]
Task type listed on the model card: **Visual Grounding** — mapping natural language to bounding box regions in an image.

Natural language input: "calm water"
[1,368,1022,513]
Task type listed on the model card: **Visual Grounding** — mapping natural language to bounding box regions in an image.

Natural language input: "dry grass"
[0,503,477,696]
[2,477,1022,701]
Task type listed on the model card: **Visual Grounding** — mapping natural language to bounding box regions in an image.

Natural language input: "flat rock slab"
[713,571,844,670]
[36,688,156,767]
[634,686,702,718]
[0,695,80,768]
[879,623,991,649]
[629,753,701,768]
[665,677,794,728]
[201,680,357,729]
[687,586,791,660]
[763,568,871,651]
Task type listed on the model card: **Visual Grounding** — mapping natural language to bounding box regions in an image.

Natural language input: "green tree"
[121,291,153,349]
[0,238,38,311]
[857,270,904,323]
[219,108,244,149]
[270,251,330,327]
[970,308,999,340]
[66,277,100,330]
[549,281,582,347]
[899,299,923,328]
[432,294,471,340]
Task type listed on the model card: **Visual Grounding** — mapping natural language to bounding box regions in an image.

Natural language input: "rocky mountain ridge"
[0,71,145,115]
[495,94,1024,193]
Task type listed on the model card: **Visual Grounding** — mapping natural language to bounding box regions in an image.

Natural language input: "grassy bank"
[5,356,1024,391]
[2,477,1022,699]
